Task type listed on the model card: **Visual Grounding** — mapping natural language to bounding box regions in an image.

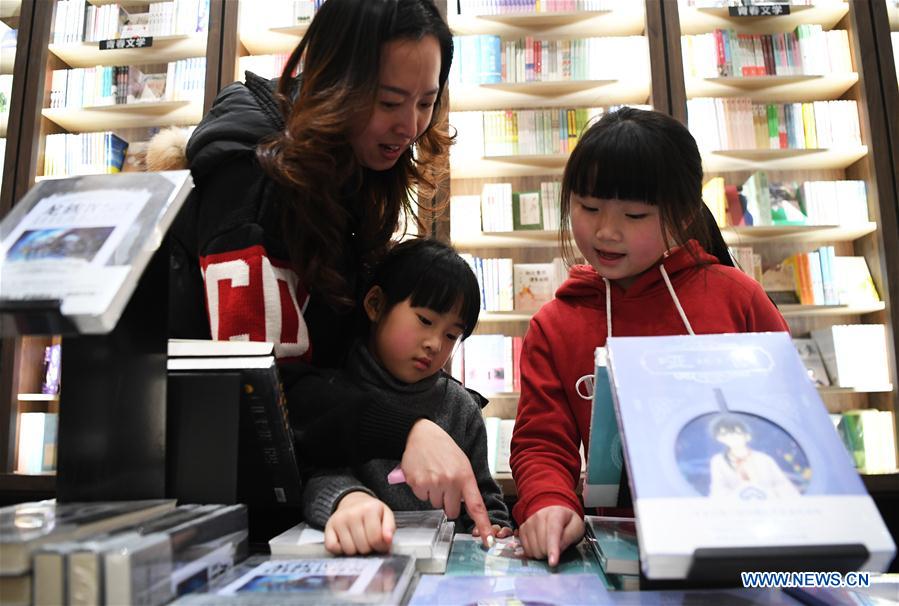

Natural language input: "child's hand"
[324,491,395,556]
[472,524,514,540]
[518,505,585,567]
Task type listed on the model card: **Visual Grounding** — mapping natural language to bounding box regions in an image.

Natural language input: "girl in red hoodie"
[510,108,789,565]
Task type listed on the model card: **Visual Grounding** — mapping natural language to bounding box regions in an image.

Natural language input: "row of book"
[682,26,851,80]
[0,499,248,606]
[454,181,563,235]
[453,0,628,14]
[237,54,289,81]
[15,412,57,475]
[449,35,648,86]
[238,0,321,30]
[688,98,861,152]
[480,107,603,157]
[453,334,523,396]
[836,409,898,475]
[49,58,207,109]
[43,132,129,178]
[703,174,869,228]
[460,255,565,312]
[53,0,210,44]
[761,250,879,308]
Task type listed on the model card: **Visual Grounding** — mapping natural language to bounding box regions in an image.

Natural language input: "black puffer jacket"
[166,73,431,466]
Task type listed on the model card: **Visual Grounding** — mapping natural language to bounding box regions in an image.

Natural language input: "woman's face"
[349,35,442,171]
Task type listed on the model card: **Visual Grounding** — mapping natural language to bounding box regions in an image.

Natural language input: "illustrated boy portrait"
[676,412,811,499]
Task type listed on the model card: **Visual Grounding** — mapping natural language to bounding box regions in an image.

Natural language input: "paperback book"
[269,510,453,573]
[606,332,896,580]
[582,347,623,507]
[0,171,193,333]
[584,515,639,576]
[172,555,416,605]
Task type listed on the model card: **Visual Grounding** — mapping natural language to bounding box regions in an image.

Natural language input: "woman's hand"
[401,419,495,546]
[472,524,514,540]
[324,491,395,556]
[518,505,585,567]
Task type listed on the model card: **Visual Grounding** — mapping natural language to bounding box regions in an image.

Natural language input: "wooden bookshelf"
[448,9,642,37]
[685,73,859,103]
[701,146,868,172]
[450,79,649,111]
[0,48,13,75]
[452,154,568,179]
[42,100,202,132]
[453,223,878,249]
[48,33,207,67]
[679,3,848,35]
[240,25,308,56]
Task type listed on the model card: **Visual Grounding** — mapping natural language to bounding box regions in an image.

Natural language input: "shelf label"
[99,36,154,51]
[728,4,790,17]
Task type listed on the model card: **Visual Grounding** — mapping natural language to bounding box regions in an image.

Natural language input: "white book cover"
[607,332,895,580]
[0,171,193,334]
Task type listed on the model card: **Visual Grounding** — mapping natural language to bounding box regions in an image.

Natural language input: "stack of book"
[0,499,247,606]
[584,516,640,590]
[268,510,454,573]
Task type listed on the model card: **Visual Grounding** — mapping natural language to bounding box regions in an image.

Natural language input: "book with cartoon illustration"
[606,332,895,580]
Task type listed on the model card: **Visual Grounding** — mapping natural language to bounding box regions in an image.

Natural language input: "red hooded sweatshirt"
[510,240,790,524]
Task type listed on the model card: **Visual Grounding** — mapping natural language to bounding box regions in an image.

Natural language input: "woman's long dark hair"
[257,0,454,310]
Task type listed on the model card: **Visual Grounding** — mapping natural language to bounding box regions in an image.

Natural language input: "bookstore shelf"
[448,10,643,37]
[478,302,889,323]
[452,154,568,179]
[48,32,207,68]
[41,100,202,132]
[17,400,59,415]
[685,73,858,103]
[454,223,877,249]
[778,302,886,317]
[450,80,650,111]
[0,49,13,75]
[0,0,19,27]
[240,26,308,56]
[679,3,848,36]
[17,394,60,402]
[701,146,868,172]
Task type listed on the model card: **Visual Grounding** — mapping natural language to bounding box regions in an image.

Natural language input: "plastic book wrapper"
[0,171,193,333]
[606,332,896,580]
[584,515,639,576]
[445,535,604,578]
[408,573,609,606]
[171,554,415,605]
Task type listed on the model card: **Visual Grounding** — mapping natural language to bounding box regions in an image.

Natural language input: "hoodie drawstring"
[602,267,696,338]
[659,264,695,335]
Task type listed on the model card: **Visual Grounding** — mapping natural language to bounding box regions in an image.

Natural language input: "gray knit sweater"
[301,342,511,532]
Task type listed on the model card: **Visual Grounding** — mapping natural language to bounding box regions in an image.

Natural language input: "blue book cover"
[606,332,895,580]
[583,347,623,507]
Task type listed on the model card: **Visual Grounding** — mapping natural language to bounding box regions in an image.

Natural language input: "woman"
[159,0,494,540]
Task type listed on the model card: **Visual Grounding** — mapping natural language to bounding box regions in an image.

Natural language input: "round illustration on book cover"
[675,412,812,499]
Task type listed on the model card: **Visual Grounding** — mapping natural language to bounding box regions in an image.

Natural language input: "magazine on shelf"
[269,510,453,573]
[171,555,416,605]
[606,332,896,580]
[0,171,193,334]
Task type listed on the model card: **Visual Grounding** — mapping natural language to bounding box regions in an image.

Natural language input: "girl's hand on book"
[518,505,585,567]
[472,524,514,539]
[402,419,496,547]
[324,491,395,556]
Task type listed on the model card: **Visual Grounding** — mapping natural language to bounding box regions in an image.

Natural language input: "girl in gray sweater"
[301,238,512,555]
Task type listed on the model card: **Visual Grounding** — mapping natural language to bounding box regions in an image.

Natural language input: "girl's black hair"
[367,238,481,340]
[559,107,714,265]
